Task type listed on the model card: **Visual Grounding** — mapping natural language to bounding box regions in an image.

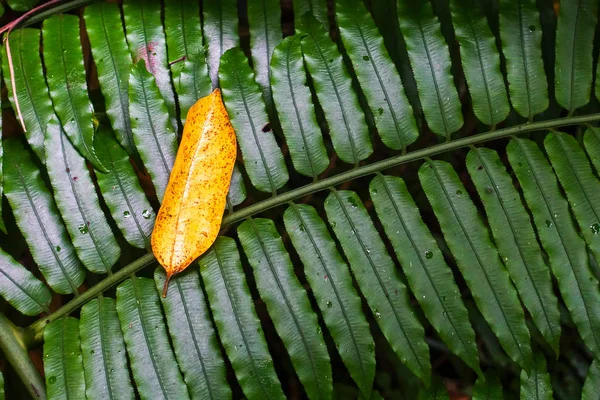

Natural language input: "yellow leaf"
[151,89,237,296]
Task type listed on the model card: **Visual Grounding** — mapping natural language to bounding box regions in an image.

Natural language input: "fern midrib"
[516,0,535,121]
[59,131,111,274]
[130,277,170,399]
[16,30,45,138]
[0,264,49,313]
[288,203,368,385]
[212,244,276,400]
[137,71,172,178]
[416,16,452,138]
[554,134,600,239]
[515,137,600,349]
[27,113,600,343]
[14,163,79,294]
[55,14,96,162]
[174,278,216,400]
[232,64,277,194]
[465,11,496,126]
[428,160,526,363]
[473,147,558,342]
[331,188,426,377]
[97,5,134,153]
[376,174,474,364]
[247,218,325,398]
[353,22,405,148]
[567,0,583,114]
[97,297,115,400]
[102,138,149,249]
[60,317,70,400]
[284,41,317,178]
[306,33,359,164]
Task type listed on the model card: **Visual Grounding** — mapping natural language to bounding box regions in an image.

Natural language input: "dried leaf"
[152,89,237,296]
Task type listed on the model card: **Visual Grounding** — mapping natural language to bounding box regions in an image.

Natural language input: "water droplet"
[90,350,95,355]
[425,250,433,259]
[456,189,463,195]
[55,246,61,252]
[363,55,370,61]
[592,223,600,235]
[366,248,371,254]
[142,209,153,219]
[78,223,89,234]
[442,311,447,316]
[371,188,378,195]
[528,25,536,32]
[485,186,493,194]
[442,296,447,301]
[347,196,358,208]
[373,308,381,319]
[299,224,306,232]
[326,300,333,308]
[545,220,553,228]
[123,211,131,218]
[48,376,56,384]
[377,107,384,115]
[316,327,322,335]
[368,342,375,352]
[331,221,337,228]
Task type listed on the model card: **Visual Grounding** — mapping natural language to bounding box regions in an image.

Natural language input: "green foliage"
[1,0,600,398]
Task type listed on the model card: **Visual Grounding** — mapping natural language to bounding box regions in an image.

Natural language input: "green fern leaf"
[2,28,52,161]
[44,318,85,399]
[176,52,212,126]
[466,147,561,355]
[336,0,418,150]
[583,126,600,173]
[298,14,373,165]
[283,203,375,397]
[6,0,35,12]
[42,14,106,172]
[450,0,509,127]
[397,0,463,138]
[419,160,532,370]
[270,35,329,178]
[129,60,178,202]
[220,47,289,194]
[154,268,231,399]
[123,0,178,131]
[238,218,332,399]
[0,247,51,316]
[83,3,135,155]
[507,138,600,358]
[116,277,189,399]
[472,372,503,400]
[80,297,134,400]
[0,74,3,235]
[325,189,431,384]
[583,359,600,400]
[545,132,600,263]
[164,0,202,81]
[293,0,329,30]
[227,164,247,208]
[44,120,120,274]
[199,237,285,400]
[94,128,155,250]
[520,351,552,400]
[3,139,85,294]
[203,0,238,88]
[498,0,548,120]
[370,174,481,375]
[248,0,281,110]
[554,0,598,114]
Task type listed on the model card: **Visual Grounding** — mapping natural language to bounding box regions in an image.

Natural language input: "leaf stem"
[24,112,600,345]
[0,313,46,399]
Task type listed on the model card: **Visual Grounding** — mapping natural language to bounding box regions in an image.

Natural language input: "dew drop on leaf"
[55,246,61,252]
[425,250,433,259]
[373,308,381,319]
[78,223,89,234]
[377,107,384,115]
[326,300,333,308]
[592,223,600,235]
[363,55,369,61]
[48,376,56,384]
[142,209,153,219]
[347,196,358,208]
[123,211,131,218]
[456,189,463,195]
[545,220,553,228]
